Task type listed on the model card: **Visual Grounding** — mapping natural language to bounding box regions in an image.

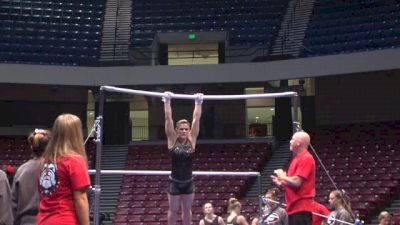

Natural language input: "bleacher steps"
[271,0,316,57]
[92,145,129,225]
[244,142,292,199]
[99,0,132,62]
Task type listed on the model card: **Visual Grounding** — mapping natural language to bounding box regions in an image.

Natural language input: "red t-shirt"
[37,155,90,225]
[312,201,330,225]
[285,150,316,215]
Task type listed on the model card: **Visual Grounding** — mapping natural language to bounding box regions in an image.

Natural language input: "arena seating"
[0,136,96,168]
[2,0,399,66]
[2,121,399,224]
[0,0,105,65]
[115,121,400,224]
[311,121,400,220]
[114,142,272,225]
[303,0,400,56]
[130,0,289,48]
[0,136,29,166]
[392,210,400,225]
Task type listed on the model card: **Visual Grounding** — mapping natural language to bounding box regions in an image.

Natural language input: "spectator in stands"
[163,92,203,225]
[226,198,249,225]
[12,128,50,225]
[327,190,354,225]
[378,211,392,225]
[37,114,90,225]
[0,169,13,225]
[271,131,316,225]
[199,202,225,225]
[312,201,330,225]
[251,187,288,225]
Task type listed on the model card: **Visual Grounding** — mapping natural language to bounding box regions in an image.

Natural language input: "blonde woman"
[227,198,249,225]
[378,211,392,225]
[163,92,203,225]
[37,114,90,225]
[12,129,50,225]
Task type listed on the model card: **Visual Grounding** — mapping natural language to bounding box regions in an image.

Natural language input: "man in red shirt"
[312,201,330,225]
[271,131,316,225]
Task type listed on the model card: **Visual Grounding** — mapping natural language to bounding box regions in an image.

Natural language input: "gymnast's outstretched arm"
[163,92,175,149]
[189,93,203,148]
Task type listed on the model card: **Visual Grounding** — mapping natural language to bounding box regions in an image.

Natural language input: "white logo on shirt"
[264,212,280,224]
[327,214,335,225]
[39,163,58,196]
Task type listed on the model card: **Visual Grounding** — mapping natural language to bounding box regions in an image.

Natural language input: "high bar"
[88,169,260,176]
[100,86,297,100]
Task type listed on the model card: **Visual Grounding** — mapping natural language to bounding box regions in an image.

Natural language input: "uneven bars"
[88,169,260,176]
[101,86,297,100]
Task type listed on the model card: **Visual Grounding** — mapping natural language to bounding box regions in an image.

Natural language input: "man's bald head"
[290,131,310,153]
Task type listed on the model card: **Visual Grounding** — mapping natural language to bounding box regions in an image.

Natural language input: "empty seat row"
[313,121,400,219]
[302,1,400,56]
[130,0,289,48]
[0,0,104,65]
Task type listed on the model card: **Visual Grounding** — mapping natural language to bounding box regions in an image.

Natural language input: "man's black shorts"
[289,211,312,225]
[167,177,195,195]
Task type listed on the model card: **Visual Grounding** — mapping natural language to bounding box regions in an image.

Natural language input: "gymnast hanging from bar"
[163,91,203,225]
